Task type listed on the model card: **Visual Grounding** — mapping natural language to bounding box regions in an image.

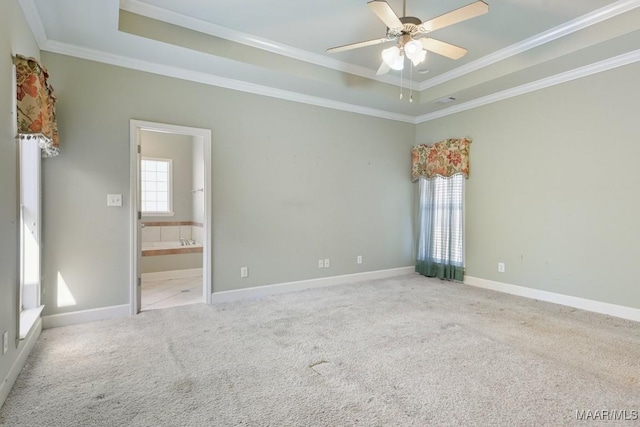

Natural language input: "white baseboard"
[142,268,203,281]
[211,266,415,303]
[0,318,41,410]
[42,304,130,329]
[464,276,640,323]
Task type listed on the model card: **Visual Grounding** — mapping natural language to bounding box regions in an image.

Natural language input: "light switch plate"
[3,331,8,355]
[107,194,123,207]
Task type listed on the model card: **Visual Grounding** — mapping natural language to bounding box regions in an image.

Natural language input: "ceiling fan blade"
[376,61,391,75]
[418,1,488,33]
[326,37,391,54]
[368,0,403,30]
[421,38,468,60]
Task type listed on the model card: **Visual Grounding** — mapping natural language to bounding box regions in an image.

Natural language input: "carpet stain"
[173,378,194,394]
[309,359,330,375]
[441,323,461,330]
[309,359,328,369]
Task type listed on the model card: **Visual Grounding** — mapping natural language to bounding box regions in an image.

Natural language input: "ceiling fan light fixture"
[404,39,426,66]
[410,48,427,66]
[382,46,404,70]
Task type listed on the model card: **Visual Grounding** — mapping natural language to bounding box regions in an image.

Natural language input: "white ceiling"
[19,0,640,122]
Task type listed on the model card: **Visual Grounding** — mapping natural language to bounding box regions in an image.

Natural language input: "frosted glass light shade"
[405,40,427,66]
[382,46,404,71]
[410,48,427,66]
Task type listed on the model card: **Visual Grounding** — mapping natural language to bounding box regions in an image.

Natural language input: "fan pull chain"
[399,67,403,100]
[410,64,413,103]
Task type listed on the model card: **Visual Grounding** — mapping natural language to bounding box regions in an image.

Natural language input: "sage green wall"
[140,130,194,222]
[40,53,415,315]
[0,0,41,405]
[416,62,640,309]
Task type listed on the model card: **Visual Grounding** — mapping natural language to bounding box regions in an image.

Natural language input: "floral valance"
[411,137,471,181]
[13,55,59,157]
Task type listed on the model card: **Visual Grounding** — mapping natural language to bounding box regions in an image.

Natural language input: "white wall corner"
[41,304,131,329]
[0,318,41,410]
[210,266,416,304]
[464,276,640,323]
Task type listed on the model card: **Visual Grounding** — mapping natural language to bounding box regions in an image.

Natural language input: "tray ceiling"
[19,0,640,122]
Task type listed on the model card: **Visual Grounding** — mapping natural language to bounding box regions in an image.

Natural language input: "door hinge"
[137,277,141,288]
[138,211,142,220]
[137,145,141,154]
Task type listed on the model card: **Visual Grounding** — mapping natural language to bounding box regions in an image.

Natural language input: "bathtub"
[141,240,203,274]
[142,241,203,256]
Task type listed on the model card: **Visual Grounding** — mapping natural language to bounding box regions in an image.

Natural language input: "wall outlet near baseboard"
[318,259,324,268]
[357,255,362,264]
[324,259,330,268]
[240,267,248,278]
[3,331,8,354]
[498,262,505,273]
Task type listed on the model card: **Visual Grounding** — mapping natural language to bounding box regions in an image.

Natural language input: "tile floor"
[141,276,203,311]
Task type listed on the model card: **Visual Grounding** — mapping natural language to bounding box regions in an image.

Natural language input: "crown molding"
[42,40,416,124]
[415,48,640,123]
[119,0,402,88]
[418,0,640,91]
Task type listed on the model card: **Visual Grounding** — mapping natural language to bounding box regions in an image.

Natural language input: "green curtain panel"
[413,138,470,281]
[14,55,59,157]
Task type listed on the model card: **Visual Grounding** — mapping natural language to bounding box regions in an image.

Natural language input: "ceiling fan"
[327,0,489,75]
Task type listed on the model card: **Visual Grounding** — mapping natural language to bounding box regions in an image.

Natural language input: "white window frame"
[141,157,174,216]
[429,175,464,265]
[14,63,45,340]
[418,175,465,268]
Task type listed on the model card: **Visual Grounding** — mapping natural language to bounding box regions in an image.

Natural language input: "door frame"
[129,120,213,315]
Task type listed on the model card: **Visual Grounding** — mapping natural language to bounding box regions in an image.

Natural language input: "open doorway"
[129,121,212,315]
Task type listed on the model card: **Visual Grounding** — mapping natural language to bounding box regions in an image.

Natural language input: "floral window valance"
[411,137,471,181]
[13,55,59,158]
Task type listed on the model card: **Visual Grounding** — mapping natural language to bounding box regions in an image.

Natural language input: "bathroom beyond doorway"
[129,120,212,314]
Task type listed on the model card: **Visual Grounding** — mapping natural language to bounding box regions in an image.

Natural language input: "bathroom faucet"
[180,237,188,246]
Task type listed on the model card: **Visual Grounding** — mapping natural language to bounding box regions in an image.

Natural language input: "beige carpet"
[1,274,638,426]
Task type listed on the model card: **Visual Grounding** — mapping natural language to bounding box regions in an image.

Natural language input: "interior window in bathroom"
[141,157,173,215]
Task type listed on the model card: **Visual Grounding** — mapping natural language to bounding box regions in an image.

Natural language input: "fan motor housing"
[387,16,422,37]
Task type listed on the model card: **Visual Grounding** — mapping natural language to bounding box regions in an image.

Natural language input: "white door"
[136,139,142,314]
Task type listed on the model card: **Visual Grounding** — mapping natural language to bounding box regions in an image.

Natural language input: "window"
[141,158,173,215]
[416,174,464,280]
[15,63,45,339]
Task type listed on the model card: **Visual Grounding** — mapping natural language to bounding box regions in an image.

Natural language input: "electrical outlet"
[3,331,8,355]
[498,262,505,273]
[357,255,362,264]
[324,259,330,268]
[318,259,324,268]
[240,267,248,278]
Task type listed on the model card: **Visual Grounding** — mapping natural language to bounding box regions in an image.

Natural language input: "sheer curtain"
[416,175,464,281]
